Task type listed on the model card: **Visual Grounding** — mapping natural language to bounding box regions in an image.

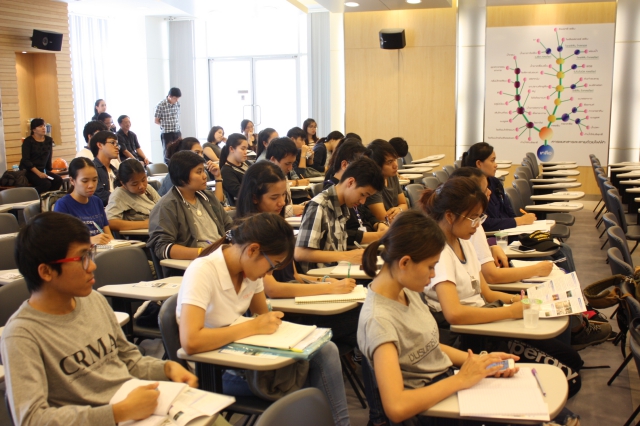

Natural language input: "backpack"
[0,170,30,187]
[40,190,67,212]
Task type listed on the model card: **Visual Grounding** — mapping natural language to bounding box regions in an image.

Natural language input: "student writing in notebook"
[235,161,360,348]
[54,157,114,245]
[176,213,350,426]
[357,210,519,425]
[1,212,199,426]
[265,137,309,216]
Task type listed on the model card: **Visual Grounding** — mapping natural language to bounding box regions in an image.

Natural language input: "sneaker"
[571,319,612,351]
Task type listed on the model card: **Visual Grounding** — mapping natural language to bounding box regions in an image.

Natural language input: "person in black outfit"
[20,118,63,194]
[310,130,344,173]
[219,133,249,205]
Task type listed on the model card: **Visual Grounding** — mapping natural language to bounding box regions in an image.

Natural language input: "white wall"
[145,17,170,163]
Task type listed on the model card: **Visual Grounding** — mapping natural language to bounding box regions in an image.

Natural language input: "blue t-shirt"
[54,194,109,236]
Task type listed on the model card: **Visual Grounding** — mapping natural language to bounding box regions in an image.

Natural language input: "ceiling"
[313,0,452,13]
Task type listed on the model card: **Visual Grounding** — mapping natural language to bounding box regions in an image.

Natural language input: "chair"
[22,202,41,225]
[442,165,454,177]
[607,247,634,277]
[0,187,39,205]
[454,160,461,169]
[422,176,440,190]
[0,235,18,270]
[513,179,575,226]
[0,213,19,234]
[396,158,404,171]
[433,171,448,184]
[311,182,324,197]
[146,163,169,176]
[403,151,413,165]
[607,226,634,267]
[522,157,540,179]
[147,178,162,192]
[0,278,30,326]
[255,388,333,426]
[608,281,640,389]
[607,189,640,255]
[514,166,533,182]
[226,209,237,220]
[405,184,425,209]
[159,294,271,423]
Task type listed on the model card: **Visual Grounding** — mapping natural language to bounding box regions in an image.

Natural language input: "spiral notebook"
[294,285,367,304]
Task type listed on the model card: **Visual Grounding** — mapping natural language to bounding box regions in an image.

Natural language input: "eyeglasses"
[48,245,96,271]
[455,213,487,227]
[262,251,284,272]
[104,141,120,148]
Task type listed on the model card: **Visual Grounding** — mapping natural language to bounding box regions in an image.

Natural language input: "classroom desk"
[495,170,509,178]
[96,240,146,253]
[496,160,512,164]
[0,200,39,213]
[540,170,580,177]
[423,363,567,424]
[496,163,511,169]
[399,166,432,174]
[118,228,150,236]
[269,298,360,315]
[403,162,440,168]
[399,178,410,185]
[450,316,569,340]
[308,176,325,183]
[290,184,312,191]
[150,172,168,178]
[114,311,130,326]
[540,164,578,170]
[529,178,576,183]
[98,276,183,301]
[411,154,445,163]
[504,245,559,258]
[0,269,22,286]
[530,191,585,201]
[531,182,581,190]
[488,281,537,292]
[524,202,583,213]
[616,171,640,179]
[306,266,371,280]
[619,179,640,186]
[285,216,302,228]
[610,166,640,173]
[540,161,576,166]
[608,162,640,168]
[396,173,424,182]
[160,258,193,271]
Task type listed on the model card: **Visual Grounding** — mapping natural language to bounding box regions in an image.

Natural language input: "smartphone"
[511,245,535,253]
[487,359,515,371]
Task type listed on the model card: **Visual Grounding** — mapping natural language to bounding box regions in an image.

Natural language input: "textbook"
[294,285,367,304]
[96,239,133,249]
[231,316,317,350]
[526,272,587,318]
[457,367,549,420]
[110,379,235,426]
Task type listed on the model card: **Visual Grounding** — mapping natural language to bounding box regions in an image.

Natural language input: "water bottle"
[12,165,19,172]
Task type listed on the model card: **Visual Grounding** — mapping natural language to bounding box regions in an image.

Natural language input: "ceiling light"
[407,0,421,3]
[345,2,359,7]
[21,51,26,54]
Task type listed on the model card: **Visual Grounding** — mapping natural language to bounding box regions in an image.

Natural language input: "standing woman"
[203,126,226,162]
[20,118,63,194]
[255,128,278,162]
[240,119,257,152]
[310,130,344,173]
[219,133,249,205]
[91,99,106,121]
[302,118,318,147]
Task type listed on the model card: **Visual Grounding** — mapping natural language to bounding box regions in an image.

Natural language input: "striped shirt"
[154,98,181,133]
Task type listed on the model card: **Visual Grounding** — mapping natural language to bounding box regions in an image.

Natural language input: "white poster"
[484,24,615,165]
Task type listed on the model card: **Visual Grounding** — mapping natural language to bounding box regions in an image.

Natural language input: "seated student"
[76,120,109,160]
[286,127,313,177]
[323,137,365,181]
[1,212,199,426]
[159,137,223,202]
[295,157,384,269]
[116,115,150,165]
[219,133,249,205]
[357,210,519,425]
[54,157,114,245]
[255,127,278,162]
[240,119,258,152]
[365,139,408,224]
[148,150,232,261]
[177,213,350,426]
[310,130,344,173]
[265,137,309,217]
[89,130,120,206]
[97,112,114,131]
[324,139,388,246]
[203,125,225,162]
[388,136,408,160]
[20,118,63,194]
[106,159,160,232]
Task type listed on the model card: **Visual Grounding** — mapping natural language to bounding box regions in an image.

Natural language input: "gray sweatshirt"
[0,291,168,426]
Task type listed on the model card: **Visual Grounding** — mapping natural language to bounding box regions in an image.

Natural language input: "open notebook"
[231,316,317,350]
[295,285,367,304]
[96,239,133,250]
[510,260,566,280]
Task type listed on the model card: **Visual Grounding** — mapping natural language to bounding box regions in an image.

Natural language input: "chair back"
[433,170,448,184]
[512,179,533,206]
[405,184,425,209]
[505,186,525,216]
[608,226,633,267]
[146,163,169,176]
[422,176,440,190]
[22,202,42,225]
[396,158,404,171]
[0,213,19,234]
[0,235,18,270]
[602,212,619,232]
[522,158,538,180]
[608,247,634,277]
[311,182,324,197]
[514,166,533,182]
[0,188,39,205]
[148,178,162,192]
[526,152,539,173]
[442,165,455,177]
[597,174,612,211]
[454,159,461,169]
[93,247,153,290]
[403,151,413,165]
[0,279,30,326]
[255,388,334,426]
[158,294,188,368]
[607,189,628,233]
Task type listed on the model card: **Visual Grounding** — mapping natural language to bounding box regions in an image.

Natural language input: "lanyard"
[353,206,364,228]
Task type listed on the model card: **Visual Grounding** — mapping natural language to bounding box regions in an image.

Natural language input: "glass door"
[209,58,253,137]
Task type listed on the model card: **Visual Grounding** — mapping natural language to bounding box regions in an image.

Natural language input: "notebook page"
[232,317,317,350]
[457,368,548,418]
[295,285,367,304]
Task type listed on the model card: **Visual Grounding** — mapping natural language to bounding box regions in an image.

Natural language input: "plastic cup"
[495,232,508,250]
[522,298,542,329]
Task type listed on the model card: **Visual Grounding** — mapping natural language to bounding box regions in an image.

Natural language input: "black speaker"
[31,30,63,52]
[379,28,406,50]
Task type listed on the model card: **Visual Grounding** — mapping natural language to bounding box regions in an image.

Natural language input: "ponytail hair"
[199,213,295,269]
[219,133,247,166]
[165,137,201,161]
[418,177,488,222]
[257,128,277,157]
[362,210,445,277]
[461,142,494,168]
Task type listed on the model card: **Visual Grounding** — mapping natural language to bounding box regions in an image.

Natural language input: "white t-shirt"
[469,225,494,265]
[176,246,265,328]
[424,238,484,312]
[76,148,121,169]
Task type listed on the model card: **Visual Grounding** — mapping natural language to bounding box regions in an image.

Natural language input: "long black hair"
[236,161,288,219]
[219,133,247,166]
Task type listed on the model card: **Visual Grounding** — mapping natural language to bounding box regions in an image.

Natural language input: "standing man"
[154,87,182,163]
[117,115,150,165]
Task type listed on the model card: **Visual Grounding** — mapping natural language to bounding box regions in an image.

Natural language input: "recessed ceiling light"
[345,2,359,7]
[406,0,421,3]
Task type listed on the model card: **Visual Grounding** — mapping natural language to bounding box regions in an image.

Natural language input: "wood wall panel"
[0,0,74,168]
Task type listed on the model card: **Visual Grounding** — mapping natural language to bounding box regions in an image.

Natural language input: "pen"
[354,241,364,249]
[551,257,566,264]
[521,279,548,284]
[347,262,351,279]
[91,221,104,234]
[290,348,303,353]
[531,368,547,396]
[384,216,390,226]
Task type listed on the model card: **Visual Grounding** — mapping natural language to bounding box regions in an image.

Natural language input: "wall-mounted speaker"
[31,30,63,52]
[379,28,406,50]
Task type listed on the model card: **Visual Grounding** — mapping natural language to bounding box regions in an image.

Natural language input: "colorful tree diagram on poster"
[484,24,614,165]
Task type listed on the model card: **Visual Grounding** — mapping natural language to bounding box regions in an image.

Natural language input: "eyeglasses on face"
[104,141,120,148]
[48,245,97,271]
[455,213,487,227]
[262,251,284,272]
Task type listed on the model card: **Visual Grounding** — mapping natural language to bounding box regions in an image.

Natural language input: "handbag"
[583,274,632,309]
[244,360,310,401]
[518,231,560,252]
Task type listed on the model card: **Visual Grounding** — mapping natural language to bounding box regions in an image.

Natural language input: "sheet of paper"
[295,285,367,304]
[109,379,187,416]
[232,317,317,350]
[526,272,587,318]
[509,260,565,279]
[133,281,180,289]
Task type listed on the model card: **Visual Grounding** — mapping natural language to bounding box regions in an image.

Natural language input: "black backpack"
[0,170,30,187]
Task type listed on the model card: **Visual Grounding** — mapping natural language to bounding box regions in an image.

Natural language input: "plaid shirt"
[154,98,181,133]
[296,185,350,268]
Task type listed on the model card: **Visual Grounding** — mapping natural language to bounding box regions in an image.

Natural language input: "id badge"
[470,276,481,294]
[358,226,367,233]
